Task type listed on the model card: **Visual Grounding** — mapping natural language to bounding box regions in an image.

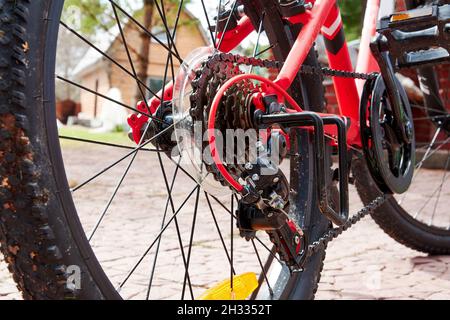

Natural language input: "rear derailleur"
[236,158,307,270]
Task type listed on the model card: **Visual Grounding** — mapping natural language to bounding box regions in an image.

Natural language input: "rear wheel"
[0,0,331,299]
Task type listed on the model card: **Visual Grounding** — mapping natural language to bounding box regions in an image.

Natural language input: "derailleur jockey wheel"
[361,75,415,194]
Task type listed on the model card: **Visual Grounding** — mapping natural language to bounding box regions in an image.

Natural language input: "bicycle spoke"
[158,0,180,88]
[410,103,448,115]
[414,173,450,219]
[56,76,165,124]
[211,194,233,215]
[73,1,146,63]
[71,13,176,195]
[91,7,177,237]
[112,0,174,136]
[430,150,450,226]
[204,192,236,274]
[144,0,186,299]
[233,193,240,205]
[118,185,199,289]
[251,239,274,297]
[59,21,164,101]
[417,127,441,170]
[416,136,450,169]
[71,14,181,225]
[248,13,265,74]
[417,140,450,148]
[217,1,239,50]
[154,0,182,58]
[181,187,201,300]
[144,1,195,299]
[210,194,282,265]
[200,0,217,48]
[146,159,181,300]
[256,44,274,57]
[86,69,172,241]
[214,0,223,43]
[250,244,277,300]
[255,236,282,265]
[156,151,194,300]
[412,115,450,122]
[88,150,139,241]
[71,123,174,192]
[111,4,149,108]
[109,0,182,63]
[399,126,442,205]
[58,135,161,152]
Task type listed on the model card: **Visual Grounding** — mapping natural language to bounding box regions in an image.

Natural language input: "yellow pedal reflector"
[390,7,432,22]
[198,272,258,300]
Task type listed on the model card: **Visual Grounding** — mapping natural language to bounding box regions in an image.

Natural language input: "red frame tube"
[274,0,336,89]
[132,1,381,149]
[274,0,380,146]
[217,16,255,52]
[322,4,361,143]
[356,0,381,96]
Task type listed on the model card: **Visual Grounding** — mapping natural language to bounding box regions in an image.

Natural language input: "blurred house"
[72,8,209,123]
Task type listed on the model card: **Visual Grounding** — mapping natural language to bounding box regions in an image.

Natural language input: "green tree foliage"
[63,0,133,35]
[340,0,365,41]
[63,0,189,36]
[63,0,190,102]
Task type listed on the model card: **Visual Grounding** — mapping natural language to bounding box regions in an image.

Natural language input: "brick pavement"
[0,145,449,300]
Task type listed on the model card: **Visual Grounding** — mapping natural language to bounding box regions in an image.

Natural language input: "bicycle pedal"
[197,272,258,300]
[376,4,450,68]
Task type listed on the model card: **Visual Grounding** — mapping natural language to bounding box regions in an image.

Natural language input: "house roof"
[71,27,117,77]
[72,7,210,78]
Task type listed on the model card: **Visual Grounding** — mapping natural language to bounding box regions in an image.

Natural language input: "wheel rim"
[394,69,450,232]
[50,0,321,300]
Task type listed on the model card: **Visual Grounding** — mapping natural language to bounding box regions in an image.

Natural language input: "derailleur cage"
[236,200,307,269]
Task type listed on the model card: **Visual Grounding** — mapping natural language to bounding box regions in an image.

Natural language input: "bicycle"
[0,0,448,300]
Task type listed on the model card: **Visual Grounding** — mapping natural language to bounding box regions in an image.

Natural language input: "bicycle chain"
[193,52,379,85]
[190,52,387,258]
[306,195,388,258]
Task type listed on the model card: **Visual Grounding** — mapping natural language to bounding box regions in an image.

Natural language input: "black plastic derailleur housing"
[237,200,306,269]
[237,162,306,269]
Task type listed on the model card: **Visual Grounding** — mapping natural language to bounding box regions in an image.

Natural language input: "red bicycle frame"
[130,0,383,148]
[219,0,383,147]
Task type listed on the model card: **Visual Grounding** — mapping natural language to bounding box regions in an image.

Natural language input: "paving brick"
[0,145,449,300]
